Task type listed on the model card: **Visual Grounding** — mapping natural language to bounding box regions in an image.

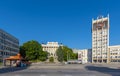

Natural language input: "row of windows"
[43,47,58,48]
[0,33,19,44]
[92,44,107,48]
[92,34,106,36]
[93,42,107,44]
[93,43,107,46]
[110,49,120,51]
[93,39,107,42]
[110,56,120,58]
[93,44,107,46]
[93,53,107,55]
[110,53,120,55]
[111,60,120,62]
[0,45,19,53]
[0,51,16,56]
[93,54,107,56]
[92,48,107,50]
[93,38,107,40]
[48,53,56,57]
[93,52,107,54]
[93,29,108,34]
[93,45,107,47]
[93,41,107,44]
[93,57,107,58]
[43,48,57,50]
[93,56,120,59]
[0,40,19,49]
[93,39,107,41]
[43,50,56,53]
[93,38,107,39]
[93,32,107,34]
[92,47,107,49]
[93,35,107,37]
[93,51,107,53]
[92,40,108,43]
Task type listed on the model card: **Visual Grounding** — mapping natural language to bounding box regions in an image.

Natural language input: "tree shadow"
[85,65,120,76]
[0,66,28,74]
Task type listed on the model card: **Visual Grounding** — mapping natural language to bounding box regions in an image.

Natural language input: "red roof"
[5,53,23,60]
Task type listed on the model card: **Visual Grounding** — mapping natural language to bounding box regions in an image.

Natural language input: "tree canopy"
[56,46,78,62]
[19,40,48,61]
[56,46,64,62]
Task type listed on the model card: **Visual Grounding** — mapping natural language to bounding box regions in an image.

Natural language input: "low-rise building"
[78,49,92,63]
[0,29,19,62]
[109,45,120,63]
[72,49,80,53]
[42,42,63,59]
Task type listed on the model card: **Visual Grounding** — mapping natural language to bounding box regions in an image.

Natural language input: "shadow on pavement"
[85,65,120,76]
[0,66,28,74]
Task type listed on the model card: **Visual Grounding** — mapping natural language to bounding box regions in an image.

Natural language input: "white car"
[77,60,82,64]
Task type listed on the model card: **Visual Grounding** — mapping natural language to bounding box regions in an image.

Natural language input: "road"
[0,64,120,76]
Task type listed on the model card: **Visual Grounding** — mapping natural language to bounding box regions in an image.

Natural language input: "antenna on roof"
[98,15,103,19]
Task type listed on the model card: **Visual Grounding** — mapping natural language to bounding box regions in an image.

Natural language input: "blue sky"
[0,0,120,49]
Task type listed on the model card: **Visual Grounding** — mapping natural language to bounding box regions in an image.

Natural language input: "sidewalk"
[89,63,120,69]
[0,66,27,74]
[31,62,64,66]
[0,65,5,69]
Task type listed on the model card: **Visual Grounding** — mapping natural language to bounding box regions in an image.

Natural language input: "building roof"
[5,53,23,60]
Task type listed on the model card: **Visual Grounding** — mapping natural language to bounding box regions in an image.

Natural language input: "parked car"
[67,60,82,64]
[77,60,82,64]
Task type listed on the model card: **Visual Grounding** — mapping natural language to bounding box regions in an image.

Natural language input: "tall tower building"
[92,15,109,63]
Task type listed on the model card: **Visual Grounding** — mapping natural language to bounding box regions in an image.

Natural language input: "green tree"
[56,46,64,62]
[62,46,73,61]
[75,53,78,59]
[71,53,78,60]
[19,46,26,58]
[56,46,78,62]
[39,51,48,61]
[49,57,54,62]
[19,40,48,61]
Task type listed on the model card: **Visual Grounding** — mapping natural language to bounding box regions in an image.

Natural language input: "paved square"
[0,64,120,76]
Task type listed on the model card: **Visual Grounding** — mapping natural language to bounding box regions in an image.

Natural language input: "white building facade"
[78,49,92,63]
[42,42,62,58]
[0,29,19,62]
[72,49,80,53]
[109,45,120,63]
[92,15,109,63]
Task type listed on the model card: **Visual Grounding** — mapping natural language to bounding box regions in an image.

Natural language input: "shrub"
[49,57,54,62]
